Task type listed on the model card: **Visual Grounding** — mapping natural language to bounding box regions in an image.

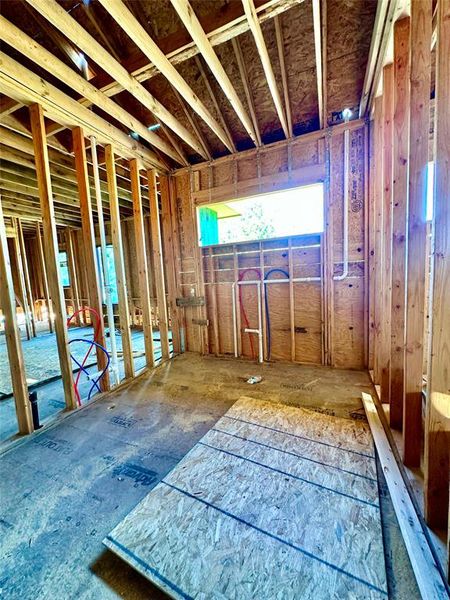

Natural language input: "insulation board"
[104,396,388,599]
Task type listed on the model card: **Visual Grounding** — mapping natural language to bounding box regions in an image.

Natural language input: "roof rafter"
[242,0,290,139]
[0,52,166,171]
[97,0,233,153]
[171,0,257,146]
[231,37,261,146]
[312,0,324,128]
[26,0,207,159]
[0,16,183,166]
[274,15,293,136]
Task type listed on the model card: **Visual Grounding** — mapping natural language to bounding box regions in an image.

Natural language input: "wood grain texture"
[424,0,450,536]
[0,200,33,433]
[379,64,394,404]
[403,0,432,467]
[106,395,387,599]
[30,104,77,408]
[389,17,410,429]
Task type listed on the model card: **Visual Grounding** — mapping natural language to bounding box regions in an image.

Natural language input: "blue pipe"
[264,268,290,360]
[68,339,111,401]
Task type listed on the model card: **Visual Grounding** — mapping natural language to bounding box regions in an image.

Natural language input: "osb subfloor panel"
[0,354,420,599]
[105,396,388,599]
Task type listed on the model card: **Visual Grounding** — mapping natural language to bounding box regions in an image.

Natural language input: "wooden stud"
[403,1,432,467]
[288,238,295,361]
[35,221,53,332]
[372,96,383,384]
[130,159,155,367]
[424,0,450,534]
[29,103,77,410]
[105,145,134,379]
[0,199,33,434]
[160,174,182,354]
[148,169,171,360]
[16,218,37,338]
[390,17,410,429]
[380,64,394,405]
[64,228,82,327]
[11,218,32,340]
[242,0,289,138]
[72,125,110,391]
[208,248,220,355]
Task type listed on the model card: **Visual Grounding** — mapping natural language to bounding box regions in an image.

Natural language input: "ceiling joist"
[171,0,257,146]
[242,0,290,139]
[26,0,207,159]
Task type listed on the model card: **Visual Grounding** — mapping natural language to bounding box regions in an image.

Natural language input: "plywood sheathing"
[172,121,367,368]
[326,0,378,123]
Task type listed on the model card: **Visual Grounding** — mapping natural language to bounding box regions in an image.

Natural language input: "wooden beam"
[22,0,206,159]
[16,218,37,337]
[72,125,110,392]
[29,103,77,410]
[100,0,304,93]
[159,174,182,354]
[148,170,171,360]
[0,199,33,434]
[362,392,448,599]
[0,97,22,116]
[312,0,324,129]
[232,37,262,146]
[242,0,289,138]
[380,63,394,405]
[359,0,398,117]
[274,15,293,136]
[390,17,410,429]
[194,56,237,153]
[64,228,82,327]
[98,0,231,152]
[372,95,383,385]
[0,52,166,170]
[35,221,53,333]
[403,0,432,467]
[105,145,134,380]
[0,16,184,166]
[130,159,155,368]
[424,0,450,534]
[171,0,257,146]
[172,86,212,161]
[10,217,32,340]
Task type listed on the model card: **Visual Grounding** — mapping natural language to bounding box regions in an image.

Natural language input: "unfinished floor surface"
[106,396,388,599]
[0,355,419,599]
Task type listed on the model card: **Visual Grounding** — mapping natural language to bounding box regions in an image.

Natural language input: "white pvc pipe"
[231,280,263,362]
[333,126,349,281]
[90,136,119,386]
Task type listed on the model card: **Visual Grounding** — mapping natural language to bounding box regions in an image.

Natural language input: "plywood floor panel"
[105,396,388,599]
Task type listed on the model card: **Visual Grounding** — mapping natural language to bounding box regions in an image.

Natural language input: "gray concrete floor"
[0,354,420,599]
[0,327,172,442]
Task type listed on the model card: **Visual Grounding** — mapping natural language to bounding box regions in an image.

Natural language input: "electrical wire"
[238,268,261,360]
[264,268,290,360]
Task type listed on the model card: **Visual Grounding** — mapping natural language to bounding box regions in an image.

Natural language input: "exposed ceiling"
[0,0,378,233]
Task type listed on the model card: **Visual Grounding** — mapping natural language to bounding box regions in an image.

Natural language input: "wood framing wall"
[368,0,449,581]
[168,120,368,369]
